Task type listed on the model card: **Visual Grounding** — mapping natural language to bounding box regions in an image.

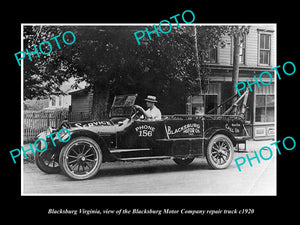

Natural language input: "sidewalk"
[234,139,276,195]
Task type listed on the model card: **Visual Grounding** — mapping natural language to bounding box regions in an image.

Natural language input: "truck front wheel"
[59,137,102,180]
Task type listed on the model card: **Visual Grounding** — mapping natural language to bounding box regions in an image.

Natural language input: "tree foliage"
[23,25,248,118]
[23,26,77,99]
[204,25,250,48]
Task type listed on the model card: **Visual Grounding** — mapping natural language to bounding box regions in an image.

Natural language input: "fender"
[61,129,113,162]
[204,127,237,147]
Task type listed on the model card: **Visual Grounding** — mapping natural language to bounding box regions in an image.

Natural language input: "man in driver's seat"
[135,95,162,121]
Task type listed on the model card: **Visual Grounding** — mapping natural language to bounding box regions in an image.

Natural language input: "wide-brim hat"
[145,95,158,103]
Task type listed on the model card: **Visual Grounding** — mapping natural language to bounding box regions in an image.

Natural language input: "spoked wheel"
[173,157,195,166]
[35,147,61,174]
[206,134,234,169]
[59,137,102,180]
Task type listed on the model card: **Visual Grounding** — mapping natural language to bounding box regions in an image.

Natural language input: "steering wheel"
[131,105,146,120]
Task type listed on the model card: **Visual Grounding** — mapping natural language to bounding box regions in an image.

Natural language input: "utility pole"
[193,25,205,115]
[194,25,202,95]
[232,34,241,97]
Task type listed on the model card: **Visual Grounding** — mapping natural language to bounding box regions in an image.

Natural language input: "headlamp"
[58,128,71,142]
[46,126,57,136]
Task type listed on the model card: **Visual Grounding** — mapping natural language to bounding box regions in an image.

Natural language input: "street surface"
[22,141,276,195]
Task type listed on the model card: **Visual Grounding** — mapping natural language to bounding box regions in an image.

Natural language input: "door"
[116,120,166,149]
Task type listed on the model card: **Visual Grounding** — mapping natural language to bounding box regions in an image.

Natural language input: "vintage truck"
[35,94,249,180]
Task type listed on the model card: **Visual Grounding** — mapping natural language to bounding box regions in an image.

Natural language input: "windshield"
[110,94,137,118]
[113,95,137,106]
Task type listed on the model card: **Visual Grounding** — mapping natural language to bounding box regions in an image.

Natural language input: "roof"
[69,86,91,96]
[60,82,86,94]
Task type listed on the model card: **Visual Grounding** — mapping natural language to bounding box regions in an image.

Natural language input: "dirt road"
[22,147,276,195]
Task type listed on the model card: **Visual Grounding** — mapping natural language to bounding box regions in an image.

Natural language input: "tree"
[204,26,250,103]
[23,26,77,100]
[23,25,224,119]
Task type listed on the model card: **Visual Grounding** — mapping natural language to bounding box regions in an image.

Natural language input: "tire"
[173,157,195,166]
[59,137,102,180]
[205,134,234,169]
[35,143,61,174]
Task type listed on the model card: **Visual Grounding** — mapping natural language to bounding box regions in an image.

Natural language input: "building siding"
[216,24,276,68]
[71,92,93,113]
[245,26,258,67]
[204,24,276,140]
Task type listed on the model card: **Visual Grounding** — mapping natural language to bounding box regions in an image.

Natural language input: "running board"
[110,148,150,153]
[118,156,171,161]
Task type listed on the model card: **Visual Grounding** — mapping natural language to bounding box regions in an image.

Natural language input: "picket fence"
[23,111,92,142]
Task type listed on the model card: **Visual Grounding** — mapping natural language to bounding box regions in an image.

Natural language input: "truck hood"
[66,118,131,134]
[67,120,117,133]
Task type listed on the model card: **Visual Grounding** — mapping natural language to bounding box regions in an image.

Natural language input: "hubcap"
[65,142,98,176]
[211,139,230,165]
[39,151,59,168]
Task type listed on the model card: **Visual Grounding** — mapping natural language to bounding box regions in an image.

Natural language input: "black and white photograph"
[4,4,299,220]
[20,23,277,195]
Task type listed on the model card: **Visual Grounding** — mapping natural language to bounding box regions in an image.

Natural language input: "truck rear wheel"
[173,157,194,166]
[206,134,234,169]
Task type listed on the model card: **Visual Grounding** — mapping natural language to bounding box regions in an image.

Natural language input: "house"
[44,79,86,110]
[187,24,276,140]
[69,86,93,114]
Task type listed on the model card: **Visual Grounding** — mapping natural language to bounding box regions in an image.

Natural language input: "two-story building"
[187,24,276,140]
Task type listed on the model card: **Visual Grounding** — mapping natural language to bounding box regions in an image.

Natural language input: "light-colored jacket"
[145,105,162,120]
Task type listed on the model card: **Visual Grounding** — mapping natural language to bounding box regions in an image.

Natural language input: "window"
[51,96,56,107]
[187,83,220,115]
[190,95,218,114]
[208,48,217,63]
[205,95,218,114]
[259,34,271,65]
[239,40,246,64]
[255,94,274,122]
[59,95,62,106]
